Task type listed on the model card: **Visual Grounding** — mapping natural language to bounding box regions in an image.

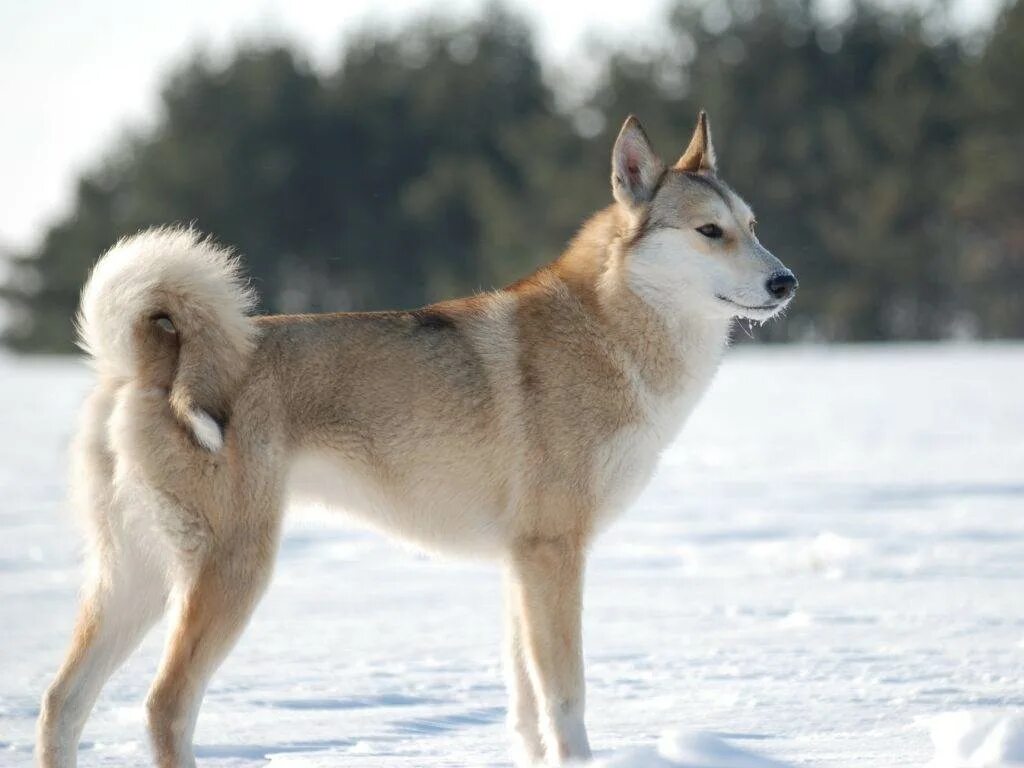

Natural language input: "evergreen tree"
[2,1,1022,350]
[954,0,1024,337]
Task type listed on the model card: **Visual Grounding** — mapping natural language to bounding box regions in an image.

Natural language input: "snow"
[592,729,794,767]
[2,343,1023,767]
[925,712,1024,767]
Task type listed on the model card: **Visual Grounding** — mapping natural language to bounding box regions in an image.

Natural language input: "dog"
[36,112,796,767]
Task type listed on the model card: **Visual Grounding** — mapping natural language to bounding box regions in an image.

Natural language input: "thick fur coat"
[37,113,796,768]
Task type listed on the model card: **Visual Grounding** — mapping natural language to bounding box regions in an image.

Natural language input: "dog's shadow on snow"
[194,739,357,759]
[194,696,505,761]
[252,692,440,710]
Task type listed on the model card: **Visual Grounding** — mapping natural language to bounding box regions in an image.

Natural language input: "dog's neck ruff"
[595,246,731,398]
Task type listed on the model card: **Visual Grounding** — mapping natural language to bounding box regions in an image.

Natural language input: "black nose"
[767,272,798,300]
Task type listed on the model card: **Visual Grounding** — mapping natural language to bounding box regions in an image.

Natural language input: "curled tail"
[77,227,257,451]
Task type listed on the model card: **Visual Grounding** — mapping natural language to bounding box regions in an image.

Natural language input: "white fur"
[594,257,730,528]
[187,409,223,452]
[586,187,788,528]
[77,227,255,379]
[37,390,172,768]
[287,445,509,557]
[626,227,791,323]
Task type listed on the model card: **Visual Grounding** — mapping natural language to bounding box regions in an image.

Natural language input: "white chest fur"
[590,317,728,530]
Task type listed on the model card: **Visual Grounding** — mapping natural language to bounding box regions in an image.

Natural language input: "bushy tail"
[77,227,257,451]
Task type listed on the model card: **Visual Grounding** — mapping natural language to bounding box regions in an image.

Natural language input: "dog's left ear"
[675,111,717,175]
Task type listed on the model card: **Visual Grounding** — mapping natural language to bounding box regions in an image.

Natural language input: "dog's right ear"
[611,115,665,210]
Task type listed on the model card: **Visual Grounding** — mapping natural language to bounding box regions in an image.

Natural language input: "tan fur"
[675,110,717,173]
[38,113,796,767]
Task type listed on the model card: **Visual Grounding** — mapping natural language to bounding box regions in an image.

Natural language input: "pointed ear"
[674,110,717,174]
[611,115,665,209]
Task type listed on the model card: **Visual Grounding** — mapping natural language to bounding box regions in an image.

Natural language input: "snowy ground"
[2,344,1023,767]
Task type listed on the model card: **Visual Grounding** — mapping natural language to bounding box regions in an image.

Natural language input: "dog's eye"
[696,224,723,239]
[749,219,757,235]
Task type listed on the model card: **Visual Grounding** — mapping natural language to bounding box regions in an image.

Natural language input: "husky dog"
[37,113,796,767]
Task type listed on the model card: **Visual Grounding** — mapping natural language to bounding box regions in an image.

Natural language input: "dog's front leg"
[503,571,545,765]
[507,535,591,764]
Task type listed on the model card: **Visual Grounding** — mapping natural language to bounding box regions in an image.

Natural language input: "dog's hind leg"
[37,534,168,768]
[507,534,591,764]
[37,389,170,768]
[503,571,545,766]
[145,517,279,768]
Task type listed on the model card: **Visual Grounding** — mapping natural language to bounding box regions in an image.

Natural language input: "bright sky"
[0,0,999,253]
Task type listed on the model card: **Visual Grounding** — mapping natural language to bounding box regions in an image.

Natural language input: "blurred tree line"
[2,0,1022,350]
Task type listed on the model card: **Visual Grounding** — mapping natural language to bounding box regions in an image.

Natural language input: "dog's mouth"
[715,295,785,315]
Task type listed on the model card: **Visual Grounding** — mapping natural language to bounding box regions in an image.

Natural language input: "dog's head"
[610,113,797,322]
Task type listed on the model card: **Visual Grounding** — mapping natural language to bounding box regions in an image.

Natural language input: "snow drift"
[926,711,1024,767]
[591,729,794,767]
